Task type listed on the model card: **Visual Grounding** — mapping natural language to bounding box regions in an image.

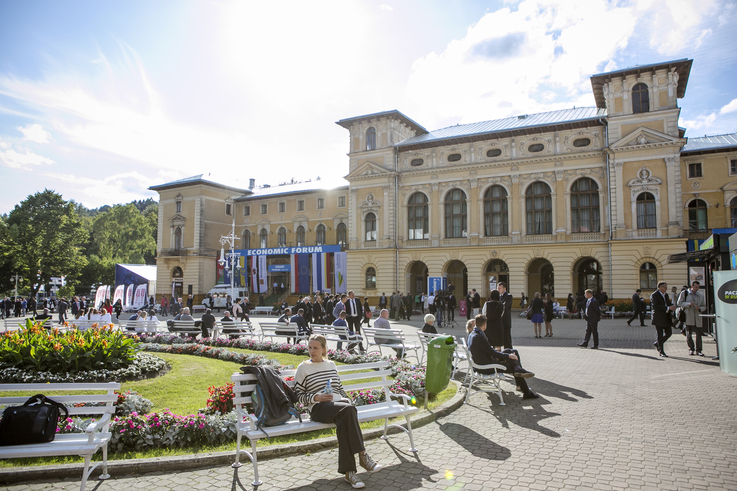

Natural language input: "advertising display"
[334,252,348,294]
[113,285,125,306]
[133,284,148,309]
[713,271,737,376]
[115,264,157,308]
[428,277,447,295]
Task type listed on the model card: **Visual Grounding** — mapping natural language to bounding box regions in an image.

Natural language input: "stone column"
[512,175,521,243]
[665,156,680,236]
[431,182,440,247]
[613,161,625,238]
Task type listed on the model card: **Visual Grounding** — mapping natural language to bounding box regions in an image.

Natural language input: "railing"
[441,238,469,247]
[362,241,377,248]
[570,232,603,242]
[482,236,511,245]
[626,229,658,239]
[523,234,554,243]
[404,239,430,248]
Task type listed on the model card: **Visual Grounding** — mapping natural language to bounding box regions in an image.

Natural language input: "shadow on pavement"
[274,461,439,491]
[466,394,562,438]
[532,378,593,402]
[436,421,512,460]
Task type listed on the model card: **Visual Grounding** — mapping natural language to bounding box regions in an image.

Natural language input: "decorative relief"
[644,246,651,255]
[628,167,662,193]
[413,252,420,260]
[431,174,439,180]
[581,247,591,256]
[692,181,701,189]
[511,174,520,183]
[318,212,323,218]
[555,170,564,181]
[665,157,677,167]
[614,85,622,92]
[554,161,563,167]
[511,165,519,171]
[491,250,498,258]
[519,136,553,157]
[534,249,542,257]
[438,147,468,165]
[450,251,458,260]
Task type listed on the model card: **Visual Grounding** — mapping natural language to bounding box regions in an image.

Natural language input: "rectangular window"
[225,204,232,216]
[317,198,324,209]
[338,196,346,208]
[260,204,267,215]
[243,205,250,216]
[176,201,182,213]
[688,163,702,178]
[731,159,737,175]
[278,202,286,213]
[297,200,304,211]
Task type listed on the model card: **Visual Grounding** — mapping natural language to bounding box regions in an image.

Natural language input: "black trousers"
[655,324,672,353]
[583,321,599,347]
[310,402,364,474]
[628,309,646,325]
[346,317,365,351]
[686,325,703,352]
[447,307,454,321]
[478,349,530,393]
[503,322,513,350]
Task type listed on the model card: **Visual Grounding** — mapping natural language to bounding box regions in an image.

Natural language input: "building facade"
[150,58,737,304]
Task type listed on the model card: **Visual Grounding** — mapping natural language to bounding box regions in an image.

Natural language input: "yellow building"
[150,58,737,304]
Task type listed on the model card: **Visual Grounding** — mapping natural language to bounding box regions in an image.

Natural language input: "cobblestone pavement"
[5,315,737,490]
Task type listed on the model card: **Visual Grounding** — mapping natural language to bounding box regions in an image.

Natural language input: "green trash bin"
[425,335,456,394]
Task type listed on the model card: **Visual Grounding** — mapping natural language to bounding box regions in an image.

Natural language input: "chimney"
[249,178,255,190]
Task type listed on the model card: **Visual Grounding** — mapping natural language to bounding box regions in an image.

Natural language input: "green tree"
[6,190,89,298]
[91,204,156,264]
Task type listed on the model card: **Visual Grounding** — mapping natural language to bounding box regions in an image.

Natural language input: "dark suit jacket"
[632,293,643,313]
[472,293,481,308]
[346,297,363,319]
[201,313,216,330]
[467,328,511,367]
[650,291,672,327]
[500,292,513,328]
[290,314,309,334]
[447,295,457,309]
[585,297,601,324]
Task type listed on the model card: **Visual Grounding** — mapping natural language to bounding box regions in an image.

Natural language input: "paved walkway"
[5,316,737,490]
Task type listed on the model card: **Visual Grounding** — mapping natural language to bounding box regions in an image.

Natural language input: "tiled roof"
[681,133,737,154]
[336,110,428,135]
[394,107,606,148]
[235,178,349,201]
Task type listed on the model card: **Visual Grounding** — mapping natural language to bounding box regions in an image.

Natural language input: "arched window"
[365,213,377,241]
[571,178,600,233]
[688,199,708,231]
[366,127,376,151]
[632,83,649,114]
[408,192,429,240]
[260,229,268,249]
[526,182,552,235]
[277,227,287,247]
[296,226,305,246]
[336,222,347,246]
[316,224,326,245]
[174,227,182,250]
[444,189,467,238]
[636,192,656,229]
[483,185,508,236]
[242,230,250,249]
[172,267,183,278]
[731,197,737,227]
[365,267,376,289]
[640,262,657,290]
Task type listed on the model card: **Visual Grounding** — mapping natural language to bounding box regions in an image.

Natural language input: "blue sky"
[1,0,736,212]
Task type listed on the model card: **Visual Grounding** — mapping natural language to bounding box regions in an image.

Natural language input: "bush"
[205,383,234,415]
[0,319,138,374]
[116,390,154,416]
[139,343,282,368]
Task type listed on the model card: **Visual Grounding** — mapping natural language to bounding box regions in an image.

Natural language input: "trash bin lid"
[428,335,456,348]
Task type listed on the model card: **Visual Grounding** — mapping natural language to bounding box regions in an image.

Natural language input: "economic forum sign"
[243,245,343,256]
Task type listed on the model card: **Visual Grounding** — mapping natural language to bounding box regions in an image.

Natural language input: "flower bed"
[0,352,167,383]
[139,343,282,368]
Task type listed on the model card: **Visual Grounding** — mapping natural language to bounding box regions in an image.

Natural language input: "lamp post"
[218,219,241,303]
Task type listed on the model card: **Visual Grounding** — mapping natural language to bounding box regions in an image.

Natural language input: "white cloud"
[41,171,155,208]
[636,0,716,54]
[0,148,55,169]
[17,123,52,143]
[380,4,393,11]
[681,113,717,131]
[720,98,737,114]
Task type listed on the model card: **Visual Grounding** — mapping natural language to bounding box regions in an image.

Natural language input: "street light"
[219,219,241,303]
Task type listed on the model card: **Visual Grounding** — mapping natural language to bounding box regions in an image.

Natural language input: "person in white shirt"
[89,309,102,321]
[99,311,112,324]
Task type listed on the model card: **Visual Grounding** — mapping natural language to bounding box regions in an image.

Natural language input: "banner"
[258,255,267,293]
[250,256,258,292]
[238,256,247,289]
[269,264,291,272]
[113,285,125,306]
[334,252,347,294]
[312,253,332,292]
[428,277,446,295]
[290,254,298,293]
[133,285,148,309]
[94,287,106,309]
[297,253,310,293]
[713,271,737,376]
[460,299,467,317]
[125,285,134,308]
[245,245,342,256]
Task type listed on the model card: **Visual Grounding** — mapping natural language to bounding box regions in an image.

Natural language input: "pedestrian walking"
[577,289,601,349]
[651,281,676,357]
[627,289,647,326]
[544,293,554,337]
[679,281,706,356]
[362,296,371,327]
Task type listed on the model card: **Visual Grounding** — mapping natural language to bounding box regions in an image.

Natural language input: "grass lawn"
[0,351,457,467]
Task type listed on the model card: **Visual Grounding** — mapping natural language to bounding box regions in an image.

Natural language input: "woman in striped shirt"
[295,334,381,489]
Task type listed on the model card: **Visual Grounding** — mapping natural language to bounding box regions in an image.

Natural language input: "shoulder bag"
[0,394,68,446]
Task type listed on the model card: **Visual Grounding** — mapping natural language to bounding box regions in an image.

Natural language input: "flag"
[295,253,310,293]
[290,254,298,293]
[250,256,258,293]
[334,252,347,294]
[312,253,331,292]
[258,255,267,293]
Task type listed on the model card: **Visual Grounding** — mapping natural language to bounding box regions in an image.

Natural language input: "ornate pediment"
[358,192,381,216]
[611,127,682,151]
[170,213,186,226]
[347,161,393,180]
[628,167,663,190]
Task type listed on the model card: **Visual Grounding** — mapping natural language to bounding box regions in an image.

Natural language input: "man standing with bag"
[680,281,706,356]
[650,281,676,357]
[577,289,600,349]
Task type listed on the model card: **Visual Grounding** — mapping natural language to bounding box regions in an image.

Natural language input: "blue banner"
[243,245,342,256]
[297,253,310,293]
[428,277,447,295]
[268,264,291,272]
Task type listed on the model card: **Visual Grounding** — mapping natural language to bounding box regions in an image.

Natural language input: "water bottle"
[324,379,333,396]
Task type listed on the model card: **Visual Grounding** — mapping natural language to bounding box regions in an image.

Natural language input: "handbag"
[0,394,68,446]
[526,308,533,320]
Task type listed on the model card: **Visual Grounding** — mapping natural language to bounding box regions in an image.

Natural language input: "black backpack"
[241,366,301,436]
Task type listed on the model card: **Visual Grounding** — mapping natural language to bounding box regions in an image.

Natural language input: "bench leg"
[495,379,506,406]
[380,418,389,440]
[79,455,91,491]
[250,439,263,486]
[464,372,475,404]
[404,413,418,453]
[99,444,111,480]
[232,431,243,468]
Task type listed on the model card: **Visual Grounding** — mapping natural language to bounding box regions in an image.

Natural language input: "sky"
[1,0,736,213]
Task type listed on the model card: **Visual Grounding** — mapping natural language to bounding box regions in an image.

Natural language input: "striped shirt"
[294,359,349,412]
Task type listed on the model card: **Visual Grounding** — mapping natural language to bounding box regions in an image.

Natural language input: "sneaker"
[689,350,694,356]
[345,472,365,489]
[523,391,540,399]
[696,352,705,357]
[359,452,382,472]
[513,368,535,379]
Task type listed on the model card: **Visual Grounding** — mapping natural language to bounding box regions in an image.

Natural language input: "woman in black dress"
[566,293,575,319]
[483,290,505,350]
[544,293,554,337]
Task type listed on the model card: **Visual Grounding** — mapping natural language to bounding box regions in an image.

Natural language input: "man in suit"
[472,289,481,317]
[497,282,514,349]
[379,293,387,311]
[446,292,456,321]
[345,291,363,335]
[627,289,646,326]
[468,314,538,399]
[332,294,348,320]
[200,308,216,339]
[403,293,413,321]
[57,298,68,323]
[650,281,676,357]
[290,308,311,337]
[577,289,601,349]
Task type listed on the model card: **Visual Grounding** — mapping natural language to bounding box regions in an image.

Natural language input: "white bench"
[416,332,468,378]
[252,306,278,316]
[363,327,420,361]
[67,319,115,330]
[0,382,120,491]
[259,322,309,344]
[311,324,364,351]
[214,320,259,339]
[231,361,419,486]
[119,320,163,333]
[459,337,515,406]
[167,320,200,337]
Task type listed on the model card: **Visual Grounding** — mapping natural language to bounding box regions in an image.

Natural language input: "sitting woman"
[422,313,437,334]
[295,335,382,489]
[98,309,112,324]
